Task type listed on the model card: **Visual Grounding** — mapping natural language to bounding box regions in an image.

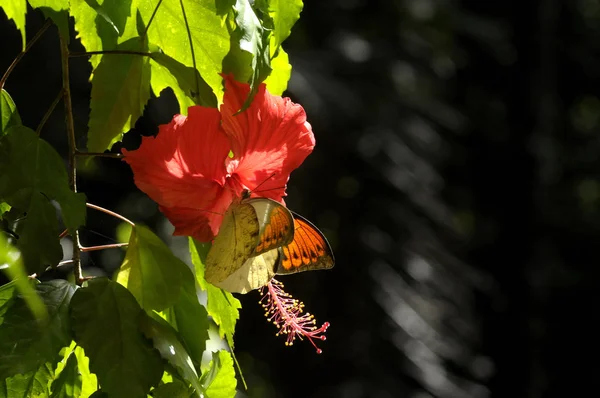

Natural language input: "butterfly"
[208,203,335,294]
[204,195,295,287]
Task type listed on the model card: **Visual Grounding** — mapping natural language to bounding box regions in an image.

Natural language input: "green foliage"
[0,362,54,398]
[0,0,306,395]
[0,126,86,274]
[0,280,75,380]
[201,351,237,398]
[190,239,241,348]
[116,225,186,311]
[50,352,82,398]
[140,312,203,396]
[70,278,164,398]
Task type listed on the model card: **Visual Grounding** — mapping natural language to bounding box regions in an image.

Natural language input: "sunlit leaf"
[152,380,190,398]
[87,37,151,152]
[73,346,98,398]
[27,0,70,42]
[138,0,230,100]
[1,0,27,50]
[0,235,46,321]
[70,278,163,398]
[264,47,290,95]
[0,89,22,135]
[0,126,86,273]
[163,276,209,371]
[116,225,186,311]
[190,239,240,348]
[70,0,139,69]
[50,352,82,398]
[265,0,303,53]
[140,312,203,396]
[201,351,236,398]
[0,362,54,398]
[222,0,271,110]
[150,52,218,110]
[0,280,75,380]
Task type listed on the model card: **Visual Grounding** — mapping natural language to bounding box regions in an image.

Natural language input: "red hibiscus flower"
[123,75,315,242]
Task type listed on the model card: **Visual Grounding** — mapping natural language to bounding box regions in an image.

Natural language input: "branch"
[86,203,135,226]
[0,19,52,90]
[59,33,84,286]
[69,50,154,58]
[75,151,124,158]
[36,89,64,136]
[81,243,129,252]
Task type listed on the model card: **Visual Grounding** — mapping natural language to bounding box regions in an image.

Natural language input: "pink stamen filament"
[260,279,330,354]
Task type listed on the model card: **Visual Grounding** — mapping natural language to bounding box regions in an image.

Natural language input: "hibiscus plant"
[0,1,326,397]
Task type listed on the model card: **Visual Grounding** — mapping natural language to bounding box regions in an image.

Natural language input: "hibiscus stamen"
[259,279,330,354]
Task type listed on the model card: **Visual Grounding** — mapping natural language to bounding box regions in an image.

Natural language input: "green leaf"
[152,381,190,398]
[70,278,163,398]
[116,225,186,312]
[0,362,54,398]
[222,0,271,110]
[164,277,209,371]
[27,0,70,42]
[73,346,98,398]
[266,0,303,53]
[71,0,139,69]
[263,47,290,95]
[50,352,82,398]
[190,239,240,348]
[0,89,22,135]
[150,52,218,110]
[0,235,46,322]
[140,312,203,396]
[0,126,86,274]
[138,0,230,100]
[1,0,27,50]
[87,36,151,152]
[201,351,236,398]
[0,280,75,380]
[0,280,17,324]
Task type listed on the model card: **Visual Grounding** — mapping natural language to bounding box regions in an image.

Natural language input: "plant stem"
[0,19,52,90]
[86,203,135,226]
[69,50,154,58]
[36,89,64,136]
[59,33,84,286]
[179,0,200,97]
[143,0,163,38]
[80,243,129,252]
[75,151,123,158]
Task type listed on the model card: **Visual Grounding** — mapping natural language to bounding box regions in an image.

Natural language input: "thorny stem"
[59,33,84,286]
[80,243,129,252]
[69,50,153,58]
[86,203,135,226]
[36,89,64,136]
[0,19,52,90]
[75,151,123,158]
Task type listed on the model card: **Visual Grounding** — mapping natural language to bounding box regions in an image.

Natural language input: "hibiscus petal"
[220,74,315,201]
[159,186,234,242]
[123,106,234,239]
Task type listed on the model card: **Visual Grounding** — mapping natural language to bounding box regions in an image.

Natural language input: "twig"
[143,0,163,38]
[36,89,64,136]
[69,50,154,58]
[59,33,84,286]
[81,243,129,252]
[86,203,135,226]
[0,19,53,90]
[75,151,123,158]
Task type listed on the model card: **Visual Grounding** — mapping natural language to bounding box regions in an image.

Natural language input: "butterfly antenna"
[249,172,278,195]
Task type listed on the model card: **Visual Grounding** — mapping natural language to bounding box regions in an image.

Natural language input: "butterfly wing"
[276,212,335,274]
[245,198,295,254]
[205,198,294,285]
[214,249,279,294]
[205,202,260,284]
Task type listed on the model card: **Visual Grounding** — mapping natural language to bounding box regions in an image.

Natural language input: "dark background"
[2,0,600,397]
